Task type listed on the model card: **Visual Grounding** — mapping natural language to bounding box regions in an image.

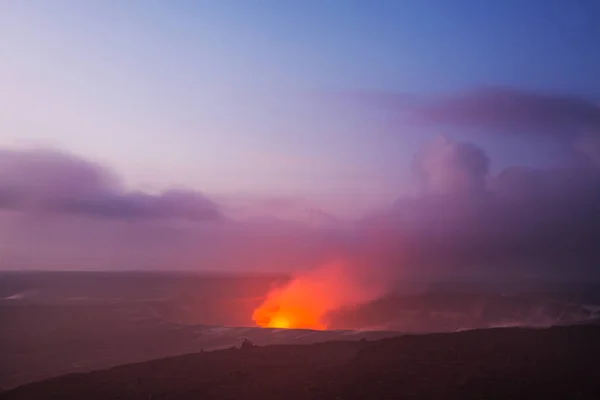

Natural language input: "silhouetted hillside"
[3,325,600,400]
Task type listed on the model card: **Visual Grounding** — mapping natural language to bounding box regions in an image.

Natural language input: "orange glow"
[252,261,381,330]
[269,315,291,329]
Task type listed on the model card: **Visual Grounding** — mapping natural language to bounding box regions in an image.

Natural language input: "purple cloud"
[363,135,600,277]
[346,87,600,139]
[410,87,600,138]
[0,149,223,222]
[412,135,489,197]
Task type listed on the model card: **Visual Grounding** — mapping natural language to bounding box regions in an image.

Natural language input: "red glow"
[252,261,380,330]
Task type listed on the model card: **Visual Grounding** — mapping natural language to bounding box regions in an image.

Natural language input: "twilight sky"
[1,0,600,275]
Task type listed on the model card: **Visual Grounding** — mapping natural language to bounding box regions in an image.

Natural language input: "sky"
[1,0,600,276]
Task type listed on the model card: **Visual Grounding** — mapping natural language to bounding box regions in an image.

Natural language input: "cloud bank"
[2,87,600,279]
[0,149,223,222]
[318,86,600,279]
[347,86,600,139]
[365,134,600,278]
[411,87,600,137]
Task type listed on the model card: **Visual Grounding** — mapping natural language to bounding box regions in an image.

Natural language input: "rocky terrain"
[2,272,599,392]
[2,325,600,399]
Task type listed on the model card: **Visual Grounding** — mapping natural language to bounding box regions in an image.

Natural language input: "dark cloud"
[337,86,600,277]
[0,149,223,222]
[364,135,600,277]
[0,149,118,207]
[346,87,600,139]
[412,135,489,197]
[410,87,600,138]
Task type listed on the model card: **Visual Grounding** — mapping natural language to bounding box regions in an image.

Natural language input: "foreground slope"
[3,272,598,390]
[3,325,600,400]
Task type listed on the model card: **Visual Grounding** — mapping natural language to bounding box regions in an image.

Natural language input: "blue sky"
[1,0,599,216]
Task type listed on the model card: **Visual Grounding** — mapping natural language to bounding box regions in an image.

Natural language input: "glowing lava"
[269,315,291,329]
[252,280,328,330]
[252,261,381,330]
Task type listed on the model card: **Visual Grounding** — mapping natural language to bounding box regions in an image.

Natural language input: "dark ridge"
[2,325,600,399]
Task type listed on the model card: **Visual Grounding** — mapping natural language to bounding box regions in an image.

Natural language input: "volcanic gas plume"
[252,261,381,330]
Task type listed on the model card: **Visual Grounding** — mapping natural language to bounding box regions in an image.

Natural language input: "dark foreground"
[2,325,600,400]
[4,271,598,391]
